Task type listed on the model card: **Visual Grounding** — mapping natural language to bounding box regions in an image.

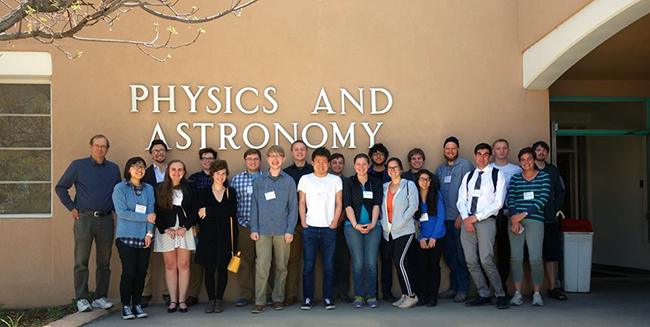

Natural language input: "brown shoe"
[205,300,216,313]
[283,296,297,306]
[214,300,223,313]
[251,305,265,314]
[273,302,284,311]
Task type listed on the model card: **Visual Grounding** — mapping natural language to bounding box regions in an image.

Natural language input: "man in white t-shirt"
[297,147,343,311]
[489,138,522,296]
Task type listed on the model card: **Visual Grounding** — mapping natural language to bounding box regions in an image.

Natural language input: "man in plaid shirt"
[232,148,264,307]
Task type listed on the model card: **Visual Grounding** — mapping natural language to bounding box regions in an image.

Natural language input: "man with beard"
[435,136,473,303]
[532,141,569,302]
[141,139,170,307]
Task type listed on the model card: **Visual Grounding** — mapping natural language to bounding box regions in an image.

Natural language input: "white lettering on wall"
[130,84,148,112]
[311,87,336,115]
[181,85,205,113]
[331,122,356,149]
[176,122,192,149]
[152,85,176,113]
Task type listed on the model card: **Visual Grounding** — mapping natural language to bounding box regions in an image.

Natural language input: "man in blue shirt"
[435,136,474,303]
[55,134,121,313]
[250,145,298,313]
[231,148,264,307]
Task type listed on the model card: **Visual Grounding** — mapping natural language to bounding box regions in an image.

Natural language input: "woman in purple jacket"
[415,169,446,307]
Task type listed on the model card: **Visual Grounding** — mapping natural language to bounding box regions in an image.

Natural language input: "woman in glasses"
[381,157,419,309]
[414,169,446,307]
[112,157,156,319]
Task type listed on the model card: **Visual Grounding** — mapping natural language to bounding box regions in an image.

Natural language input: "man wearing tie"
[456,143,509,310]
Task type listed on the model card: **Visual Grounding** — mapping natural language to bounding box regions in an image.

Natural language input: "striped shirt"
[507,171,552,222]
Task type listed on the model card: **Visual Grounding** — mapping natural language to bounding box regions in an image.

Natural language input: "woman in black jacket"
[195,159,238,314]
[153,160,198,313]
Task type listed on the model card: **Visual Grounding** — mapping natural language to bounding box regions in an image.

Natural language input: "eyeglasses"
[245,157,261,162]
[372,152,385,157]
[268,154,284,159]
[131,165,146,170]
[418,178,431,183]
[387,166,400,171]
[151,149,166,154]
[201,157,215,161]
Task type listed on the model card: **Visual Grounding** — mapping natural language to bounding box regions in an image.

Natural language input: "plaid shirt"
[118,237,146,249]
[232,170,262,227]
[188,170,229,189]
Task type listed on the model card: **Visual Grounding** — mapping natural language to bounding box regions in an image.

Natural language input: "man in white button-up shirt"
[456,143,509,309]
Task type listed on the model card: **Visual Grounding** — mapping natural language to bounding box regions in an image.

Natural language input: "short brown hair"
[493,138,510,148]
[209,159,229,178]
[244,148,262,159]
[407,148,425,162]
[89,134,110,148]
[267,145,285,157]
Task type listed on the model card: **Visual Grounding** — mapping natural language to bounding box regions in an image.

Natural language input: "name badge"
[363,191,373,199]
[471,189,482,197]
[135,204,147,214]
[265,191,276,201]
[444,176,452,184]
[523,191,534,200]
[419,213,429,222]
[317,192,328,199]
[246,186,253,194]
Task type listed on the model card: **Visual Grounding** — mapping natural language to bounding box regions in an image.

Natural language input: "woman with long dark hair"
[112,157,156,319]
[381,157,419,309]
[414,169,446,307]
[195,159,238,314]
[154,160,198,313]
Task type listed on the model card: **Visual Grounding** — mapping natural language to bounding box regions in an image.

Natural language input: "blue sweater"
[56,157,121,212]
[112,181,155,239]
[417,191,446,240]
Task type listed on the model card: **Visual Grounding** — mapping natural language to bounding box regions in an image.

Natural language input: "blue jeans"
[442,220,470,293]
[344,224,381,299]
[302,226,337,301]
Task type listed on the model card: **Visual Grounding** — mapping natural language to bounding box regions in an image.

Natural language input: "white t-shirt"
[489,162,522,188]
[297,173,343,227]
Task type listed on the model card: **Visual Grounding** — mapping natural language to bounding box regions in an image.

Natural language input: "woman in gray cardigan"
[381,157,419,309]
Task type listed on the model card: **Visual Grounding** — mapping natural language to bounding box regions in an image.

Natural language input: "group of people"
[56,134,568,320]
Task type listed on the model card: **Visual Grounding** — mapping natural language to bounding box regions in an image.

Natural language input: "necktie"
[470,171,484,215]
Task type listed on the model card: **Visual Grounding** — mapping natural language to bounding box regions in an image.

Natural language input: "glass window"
[0,84,52,217]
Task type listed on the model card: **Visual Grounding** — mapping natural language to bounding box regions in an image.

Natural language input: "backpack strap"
[466,168,499,194]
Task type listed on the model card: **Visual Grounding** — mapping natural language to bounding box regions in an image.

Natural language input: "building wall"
[0,0,553,307]
[518,0,594,51]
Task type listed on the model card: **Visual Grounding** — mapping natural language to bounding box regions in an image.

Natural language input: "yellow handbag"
[226,188,241,273]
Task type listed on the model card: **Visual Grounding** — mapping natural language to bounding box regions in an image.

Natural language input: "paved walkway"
[85,280,649,326]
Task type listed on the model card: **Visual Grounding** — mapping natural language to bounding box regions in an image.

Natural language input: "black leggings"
[205,267,228,301]
[416,239,444,301]
[388,234,415,296]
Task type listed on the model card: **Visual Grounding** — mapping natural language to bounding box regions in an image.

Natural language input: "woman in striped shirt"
[507,147,552,307]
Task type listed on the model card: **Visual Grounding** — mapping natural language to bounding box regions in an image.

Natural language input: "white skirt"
[153,216,196,252]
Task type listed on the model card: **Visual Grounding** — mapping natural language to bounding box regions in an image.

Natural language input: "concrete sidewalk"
[85,280,649,326]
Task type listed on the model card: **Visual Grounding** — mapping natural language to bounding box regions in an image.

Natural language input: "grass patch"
[0,302,77,327]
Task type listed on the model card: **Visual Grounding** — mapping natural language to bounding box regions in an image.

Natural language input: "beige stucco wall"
[0,0,552,307]
[518,0,594,51]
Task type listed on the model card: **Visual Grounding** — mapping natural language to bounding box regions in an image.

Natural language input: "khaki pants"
[143,252,168,298]
[237,225,257,299]
[285,224,301,299]
[255,235,291,306]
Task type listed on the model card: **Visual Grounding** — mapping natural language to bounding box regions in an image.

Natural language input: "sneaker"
[77,299,92,313]
[133,304,147,318]
[301,298,312,310]
[324,298,336,310]
[367,298,379,308]
[532,292,544,306]
[438,289,457,299]
[205,300,216,314]
[496,296,510,309]
[548,288,568,301]
[251,305,265,314]
[235,298,251,307]
[392,295,407,307]
[121,306,135,320]
[398,295,419,309]
[352,296,364,308]
[266,296,273,306]
[510,291,523,306]
[91,297,114,309]
[453,292,468,303]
